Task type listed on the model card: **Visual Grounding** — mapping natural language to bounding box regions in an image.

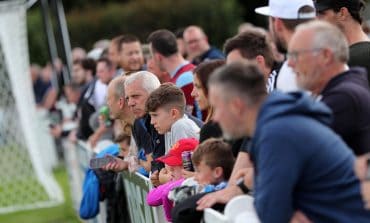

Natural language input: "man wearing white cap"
[255,0,316,92]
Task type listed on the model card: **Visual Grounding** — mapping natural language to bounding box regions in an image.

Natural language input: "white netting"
[0,0,63,213]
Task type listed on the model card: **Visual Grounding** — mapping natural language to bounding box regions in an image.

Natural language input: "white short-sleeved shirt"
[164,115,200,153]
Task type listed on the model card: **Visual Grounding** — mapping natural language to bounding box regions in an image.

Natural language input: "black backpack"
[94,170,130,223]
[93,169,116,201]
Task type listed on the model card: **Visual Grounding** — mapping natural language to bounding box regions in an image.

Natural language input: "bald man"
[183,25,224,65]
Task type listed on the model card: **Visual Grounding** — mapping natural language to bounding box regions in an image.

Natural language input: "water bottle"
[99,106,112,127]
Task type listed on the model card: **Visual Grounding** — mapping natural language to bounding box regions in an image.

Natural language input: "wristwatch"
[236,177,250,194]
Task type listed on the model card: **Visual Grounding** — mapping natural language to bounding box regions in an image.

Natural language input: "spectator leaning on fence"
[106,75,134,135]
[204,62,370,222]
[146,83,200,153]
[103,75,136,172]
[169,138,234,206]
[147,138,198,222]
[146,83,200,187]
[124,71,164,174]
[287,20,370,156]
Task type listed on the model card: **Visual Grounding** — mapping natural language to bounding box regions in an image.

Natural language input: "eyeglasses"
[286,48,323,62]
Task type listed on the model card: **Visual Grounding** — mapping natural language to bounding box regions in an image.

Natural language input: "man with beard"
[255,0,315,92]
[203,62,370,222]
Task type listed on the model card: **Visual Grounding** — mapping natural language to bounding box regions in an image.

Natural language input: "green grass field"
[0,166,80,223]
[0,144,49,207]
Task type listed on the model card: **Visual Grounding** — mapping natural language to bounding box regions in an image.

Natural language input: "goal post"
[0,0,63,213]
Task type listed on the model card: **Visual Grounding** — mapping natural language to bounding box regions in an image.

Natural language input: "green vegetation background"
[27,0,251,65]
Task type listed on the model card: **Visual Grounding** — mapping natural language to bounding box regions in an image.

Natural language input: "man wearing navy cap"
[315,0,370,85]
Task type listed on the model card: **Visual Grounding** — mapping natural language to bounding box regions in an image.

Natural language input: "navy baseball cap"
[314,0,363,12]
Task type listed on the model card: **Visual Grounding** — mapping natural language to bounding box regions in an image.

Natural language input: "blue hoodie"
[79,144,119,219]
[249,91,370,223]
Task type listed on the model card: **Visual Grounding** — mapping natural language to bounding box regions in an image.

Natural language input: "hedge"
[27,0,243,65]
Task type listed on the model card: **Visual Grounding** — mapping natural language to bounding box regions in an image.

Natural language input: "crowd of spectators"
[32,0,370,222]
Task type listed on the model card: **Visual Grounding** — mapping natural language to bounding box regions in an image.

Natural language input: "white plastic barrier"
[63,140,106,223]
[121,171,167,223]
[204,195,260,223]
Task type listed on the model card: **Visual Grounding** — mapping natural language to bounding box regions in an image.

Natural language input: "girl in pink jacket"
[146,138,198,222]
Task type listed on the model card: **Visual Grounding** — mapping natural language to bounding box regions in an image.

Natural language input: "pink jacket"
[147,178,184,221]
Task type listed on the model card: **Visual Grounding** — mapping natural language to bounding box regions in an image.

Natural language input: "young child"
[114,133,131,158]
[146,138,199,222]
[169,138,235,204]
[146,83,200,153]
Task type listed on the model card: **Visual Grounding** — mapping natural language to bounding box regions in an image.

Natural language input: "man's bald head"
[107,75,127,120]
[183,25,210,57]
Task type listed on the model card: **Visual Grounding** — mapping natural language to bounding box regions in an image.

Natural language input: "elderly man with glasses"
[288,20,370,156]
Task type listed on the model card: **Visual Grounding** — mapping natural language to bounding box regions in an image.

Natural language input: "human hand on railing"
[196,186,242,211]
[150,170,160,187]
[102,157,128,172]
[181,169,195,179]
[159,167,172,185]
[128,155,139,173]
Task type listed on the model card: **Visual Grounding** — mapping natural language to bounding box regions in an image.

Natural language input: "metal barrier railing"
[64,140,166,223]
[122,171,166,223]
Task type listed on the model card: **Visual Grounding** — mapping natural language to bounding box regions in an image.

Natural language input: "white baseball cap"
[255,0,316,19]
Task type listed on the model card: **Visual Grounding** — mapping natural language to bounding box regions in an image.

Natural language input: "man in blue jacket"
[206,62,370,222]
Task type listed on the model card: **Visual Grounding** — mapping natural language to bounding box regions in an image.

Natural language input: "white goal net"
[0,0,63,213]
